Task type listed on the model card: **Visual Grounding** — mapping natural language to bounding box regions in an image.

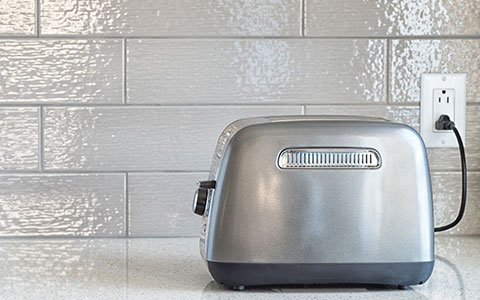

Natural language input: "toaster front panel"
[206,120,434,265]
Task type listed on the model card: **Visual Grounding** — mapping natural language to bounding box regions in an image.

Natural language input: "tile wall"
[0,0,478,236]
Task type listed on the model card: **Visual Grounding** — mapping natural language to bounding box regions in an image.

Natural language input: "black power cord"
[434,115,467,232]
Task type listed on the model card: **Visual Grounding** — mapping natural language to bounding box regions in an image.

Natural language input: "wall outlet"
[420,74,466,148]
[432,88,455,131]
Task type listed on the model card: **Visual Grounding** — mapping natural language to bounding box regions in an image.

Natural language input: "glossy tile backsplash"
[0,174,125,236]
[40,0,302,36]
[0,108,38,170]
[0,0,478,237]
[43,106,302,171]
[127,39,386,104]
[0,40,123,103]
[391,40,480,103]
[305,0,480,36]
[0,0,35,35]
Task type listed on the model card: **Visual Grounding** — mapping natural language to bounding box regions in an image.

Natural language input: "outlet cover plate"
[420,74,466,148]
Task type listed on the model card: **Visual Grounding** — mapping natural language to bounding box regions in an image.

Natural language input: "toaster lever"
[198,180,216,189]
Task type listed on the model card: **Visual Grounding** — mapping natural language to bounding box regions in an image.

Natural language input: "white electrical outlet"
[420,74,466,148]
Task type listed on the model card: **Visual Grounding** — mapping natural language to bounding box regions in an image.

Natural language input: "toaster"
[193,116,434,289]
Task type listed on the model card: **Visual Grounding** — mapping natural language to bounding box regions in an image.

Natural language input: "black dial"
[193,187,208,215]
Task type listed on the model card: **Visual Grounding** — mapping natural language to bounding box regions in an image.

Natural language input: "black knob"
[193,187,208,215]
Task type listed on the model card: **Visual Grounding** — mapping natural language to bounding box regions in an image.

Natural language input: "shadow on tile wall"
[0,0,478,237]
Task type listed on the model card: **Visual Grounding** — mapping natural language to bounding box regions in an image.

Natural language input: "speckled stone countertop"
[0,236,478,299]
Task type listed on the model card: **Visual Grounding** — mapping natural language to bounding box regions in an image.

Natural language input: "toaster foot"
[222,284,245,291]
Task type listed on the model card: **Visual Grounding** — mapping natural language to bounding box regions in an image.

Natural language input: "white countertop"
[0,236,478,299]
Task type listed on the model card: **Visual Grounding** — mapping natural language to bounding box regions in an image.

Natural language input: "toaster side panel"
[206,121,434,265]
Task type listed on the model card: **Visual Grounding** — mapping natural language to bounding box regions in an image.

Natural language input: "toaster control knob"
[193,187,208,216]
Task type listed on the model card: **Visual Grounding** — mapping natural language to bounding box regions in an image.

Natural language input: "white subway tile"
[391,40,480,103]
[0,107,38,170]
[0,40,123,103]
[305,0,480,36]
[41,0,301,36]
[127,39,386,104]
[0,0,35,35]
[305,105,419,125]
[43,106,302,171]
[432,172,480,235]
[128,172,208,237]
[0,174,125,237]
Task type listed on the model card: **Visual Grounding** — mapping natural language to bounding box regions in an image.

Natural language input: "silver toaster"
[193,116,434,289]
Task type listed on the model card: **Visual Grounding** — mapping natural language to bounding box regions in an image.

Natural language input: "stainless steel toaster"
[193,116,434,289]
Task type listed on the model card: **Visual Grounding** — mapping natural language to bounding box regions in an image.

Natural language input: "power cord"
[434,115,467,232]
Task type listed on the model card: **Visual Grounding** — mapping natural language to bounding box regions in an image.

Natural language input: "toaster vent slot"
[278,148,381,169]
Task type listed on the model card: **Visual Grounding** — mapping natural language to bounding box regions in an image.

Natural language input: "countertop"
[0,236,478,300]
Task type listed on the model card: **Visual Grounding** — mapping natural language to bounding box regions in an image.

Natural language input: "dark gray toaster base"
[208,261,434,288]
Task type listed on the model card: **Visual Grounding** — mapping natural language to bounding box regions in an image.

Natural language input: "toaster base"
[207,261,434,288]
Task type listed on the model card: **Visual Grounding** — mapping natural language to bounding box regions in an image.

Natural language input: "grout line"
[124,173,129,237]
[124,235,208,239]
[0,35,479,40]
[0,170,212,174]
[431,169,478,173]
[0,169,472,175]
[0,103,396,107]
[301,0,306,37]
[0,236,136,240]
[0,102,471,107]
[0,103,405,107]
[0,235,200,239]
[125,237,129,294]
[386,39,390,103]
[38,106,44,171]
[35,0,40,36]
[123,38,127,104]
[0,234,477,239]
[302,105,306,115]
[0,103,479,108]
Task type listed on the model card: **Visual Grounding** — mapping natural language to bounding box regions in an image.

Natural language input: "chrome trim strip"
[278,148,381,169]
